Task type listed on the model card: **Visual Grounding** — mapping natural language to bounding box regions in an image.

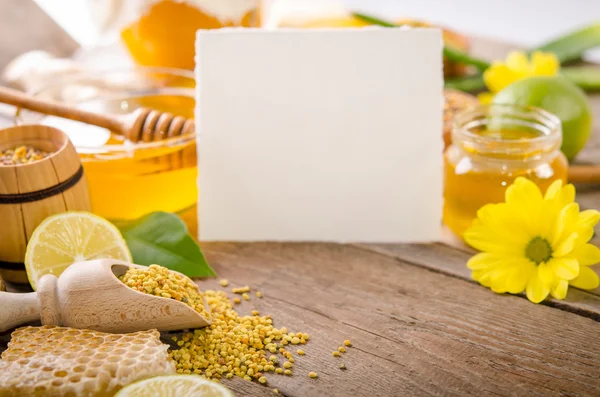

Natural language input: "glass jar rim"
[452,103,562,158]
[14,66,196,153]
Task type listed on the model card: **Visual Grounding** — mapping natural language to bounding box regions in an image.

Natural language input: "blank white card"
[196,28,443,242]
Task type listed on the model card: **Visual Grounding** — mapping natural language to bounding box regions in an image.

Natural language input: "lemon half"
[115,375,235,397]
[24,211,132,289]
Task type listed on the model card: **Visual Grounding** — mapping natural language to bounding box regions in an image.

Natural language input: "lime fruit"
[492,76,593,161]
[24,211,132,289]
[115,375,234,397]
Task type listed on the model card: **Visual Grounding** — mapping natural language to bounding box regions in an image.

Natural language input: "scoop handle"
[0,291,40,332]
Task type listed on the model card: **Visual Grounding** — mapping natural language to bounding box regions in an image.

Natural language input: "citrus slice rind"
[114,375,235,397]
[24,211,132,289]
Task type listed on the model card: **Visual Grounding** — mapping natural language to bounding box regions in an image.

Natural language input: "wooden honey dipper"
[0,259,211,333]
[0,86,195,142]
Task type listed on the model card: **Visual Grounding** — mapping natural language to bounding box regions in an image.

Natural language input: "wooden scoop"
[0,86,195,143]
[0,259,211,333]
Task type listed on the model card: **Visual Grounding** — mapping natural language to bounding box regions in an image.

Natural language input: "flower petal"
[505,51,530,73]
[577,209,600,230]
[483,63,519,93]
[464,222,523,255]
[506,262,535,294]
[477,92,494,104]
[538,262,555,286]
[544,181,575,209]
[553,232,578,257]
[506,177,543,207]
[551,203,579,248]
[569,267,600,290]
[550,279,569,300]
[550,257,579,280]
[570,244,600,266]
[467,252,514,270]
[526,273,550,303]
[530,51,560,76]
[543,179,563,200]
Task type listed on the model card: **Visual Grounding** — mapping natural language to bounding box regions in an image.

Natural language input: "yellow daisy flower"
[464,177,600,303]
[478,51,560,104]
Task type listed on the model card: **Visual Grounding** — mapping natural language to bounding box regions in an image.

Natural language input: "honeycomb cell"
[0,326,175,396]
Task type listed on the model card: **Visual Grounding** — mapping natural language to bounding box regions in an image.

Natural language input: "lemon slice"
[24,211,132,289]
[115,375,235,397]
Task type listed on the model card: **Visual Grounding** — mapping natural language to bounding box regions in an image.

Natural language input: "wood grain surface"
[1,6,600,396]
[194,242,600,397]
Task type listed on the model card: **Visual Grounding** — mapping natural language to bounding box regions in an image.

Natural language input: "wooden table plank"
[360,242,600,320]
[195,242,600,397]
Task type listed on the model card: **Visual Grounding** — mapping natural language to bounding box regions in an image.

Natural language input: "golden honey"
[121,0,260,69]
[20,69,198,229]
[79,93,197,222]
[444,105,568,237]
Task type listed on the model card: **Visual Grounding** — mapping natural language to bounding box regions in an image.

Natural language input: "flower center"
[525,237,553,264]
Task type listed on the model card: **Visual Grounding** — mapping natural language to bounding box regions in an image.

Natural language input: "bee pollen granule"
[118,264,211,320]
[169,289,309,384]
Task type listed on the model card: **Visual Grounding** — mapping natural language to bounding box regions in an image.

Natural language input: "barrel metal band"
[0,260,25,270]
[0,165,84,204]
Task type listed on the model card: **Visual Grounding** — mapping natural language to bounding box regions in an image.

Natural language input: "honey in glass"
[443,104,568,237]
[120,0,261,69]
[19,69,198,231]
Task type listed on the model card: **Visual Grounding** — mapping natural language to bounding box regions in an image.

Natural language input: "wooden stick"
[568,164,600,184]
[0,86,194,143]
[0,86,123,133]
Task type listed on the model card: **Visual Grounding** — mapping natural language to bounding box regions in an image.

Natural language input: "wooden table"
[189,38,600,397]
[1,4,599,396]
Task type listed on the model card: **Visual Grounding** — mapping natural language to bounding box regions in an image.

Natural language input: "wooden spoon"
[0,259,211,333]
[0,86,194,143]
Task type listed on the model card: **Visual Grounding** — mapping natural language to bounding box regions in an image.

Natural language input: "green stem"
[352,12,491,71]
[534,22,600,64]
[561,66,600,91]
[352,12,396,27]
[444,75,486,92]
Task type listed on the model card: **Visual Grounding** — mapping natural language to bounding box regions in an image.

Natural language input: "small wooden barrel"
[0,125,91,284]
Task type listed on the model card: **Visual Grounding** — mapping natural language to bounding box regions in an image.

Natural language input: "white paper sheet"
[196,27,443,242]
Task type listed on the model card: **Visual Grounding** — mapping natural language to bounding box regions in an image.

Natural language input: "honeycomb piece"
[0,326,175,397]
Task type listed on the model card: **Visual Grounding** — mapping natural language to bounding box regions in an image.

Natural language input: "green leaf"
[118,212,216,278]
[561,66,600,91]
[444,74,486,92]
[534,22,600,64]
[351,12,491,72]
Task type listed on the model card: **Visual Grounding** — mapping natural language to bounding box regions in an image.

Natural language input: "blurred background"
[31,0,600,58]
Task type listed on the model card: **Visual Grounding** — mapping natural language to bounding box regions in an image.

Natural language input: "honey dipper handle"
[0,86,124,133]
[0,291,40,332]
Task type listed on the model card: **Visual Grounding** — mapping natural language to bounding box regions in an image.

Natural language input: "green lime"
[492,76,592,161]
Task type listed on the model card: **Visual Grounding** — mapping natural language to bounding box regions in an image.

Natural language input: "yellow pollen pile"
[169,290,309,382]
[118,265,211,320]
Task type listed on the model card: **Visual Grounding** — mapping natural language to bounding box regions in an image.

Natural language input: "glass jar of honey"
[87,0,261,69]
[444,104,568,237]
[17,68,199,234]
